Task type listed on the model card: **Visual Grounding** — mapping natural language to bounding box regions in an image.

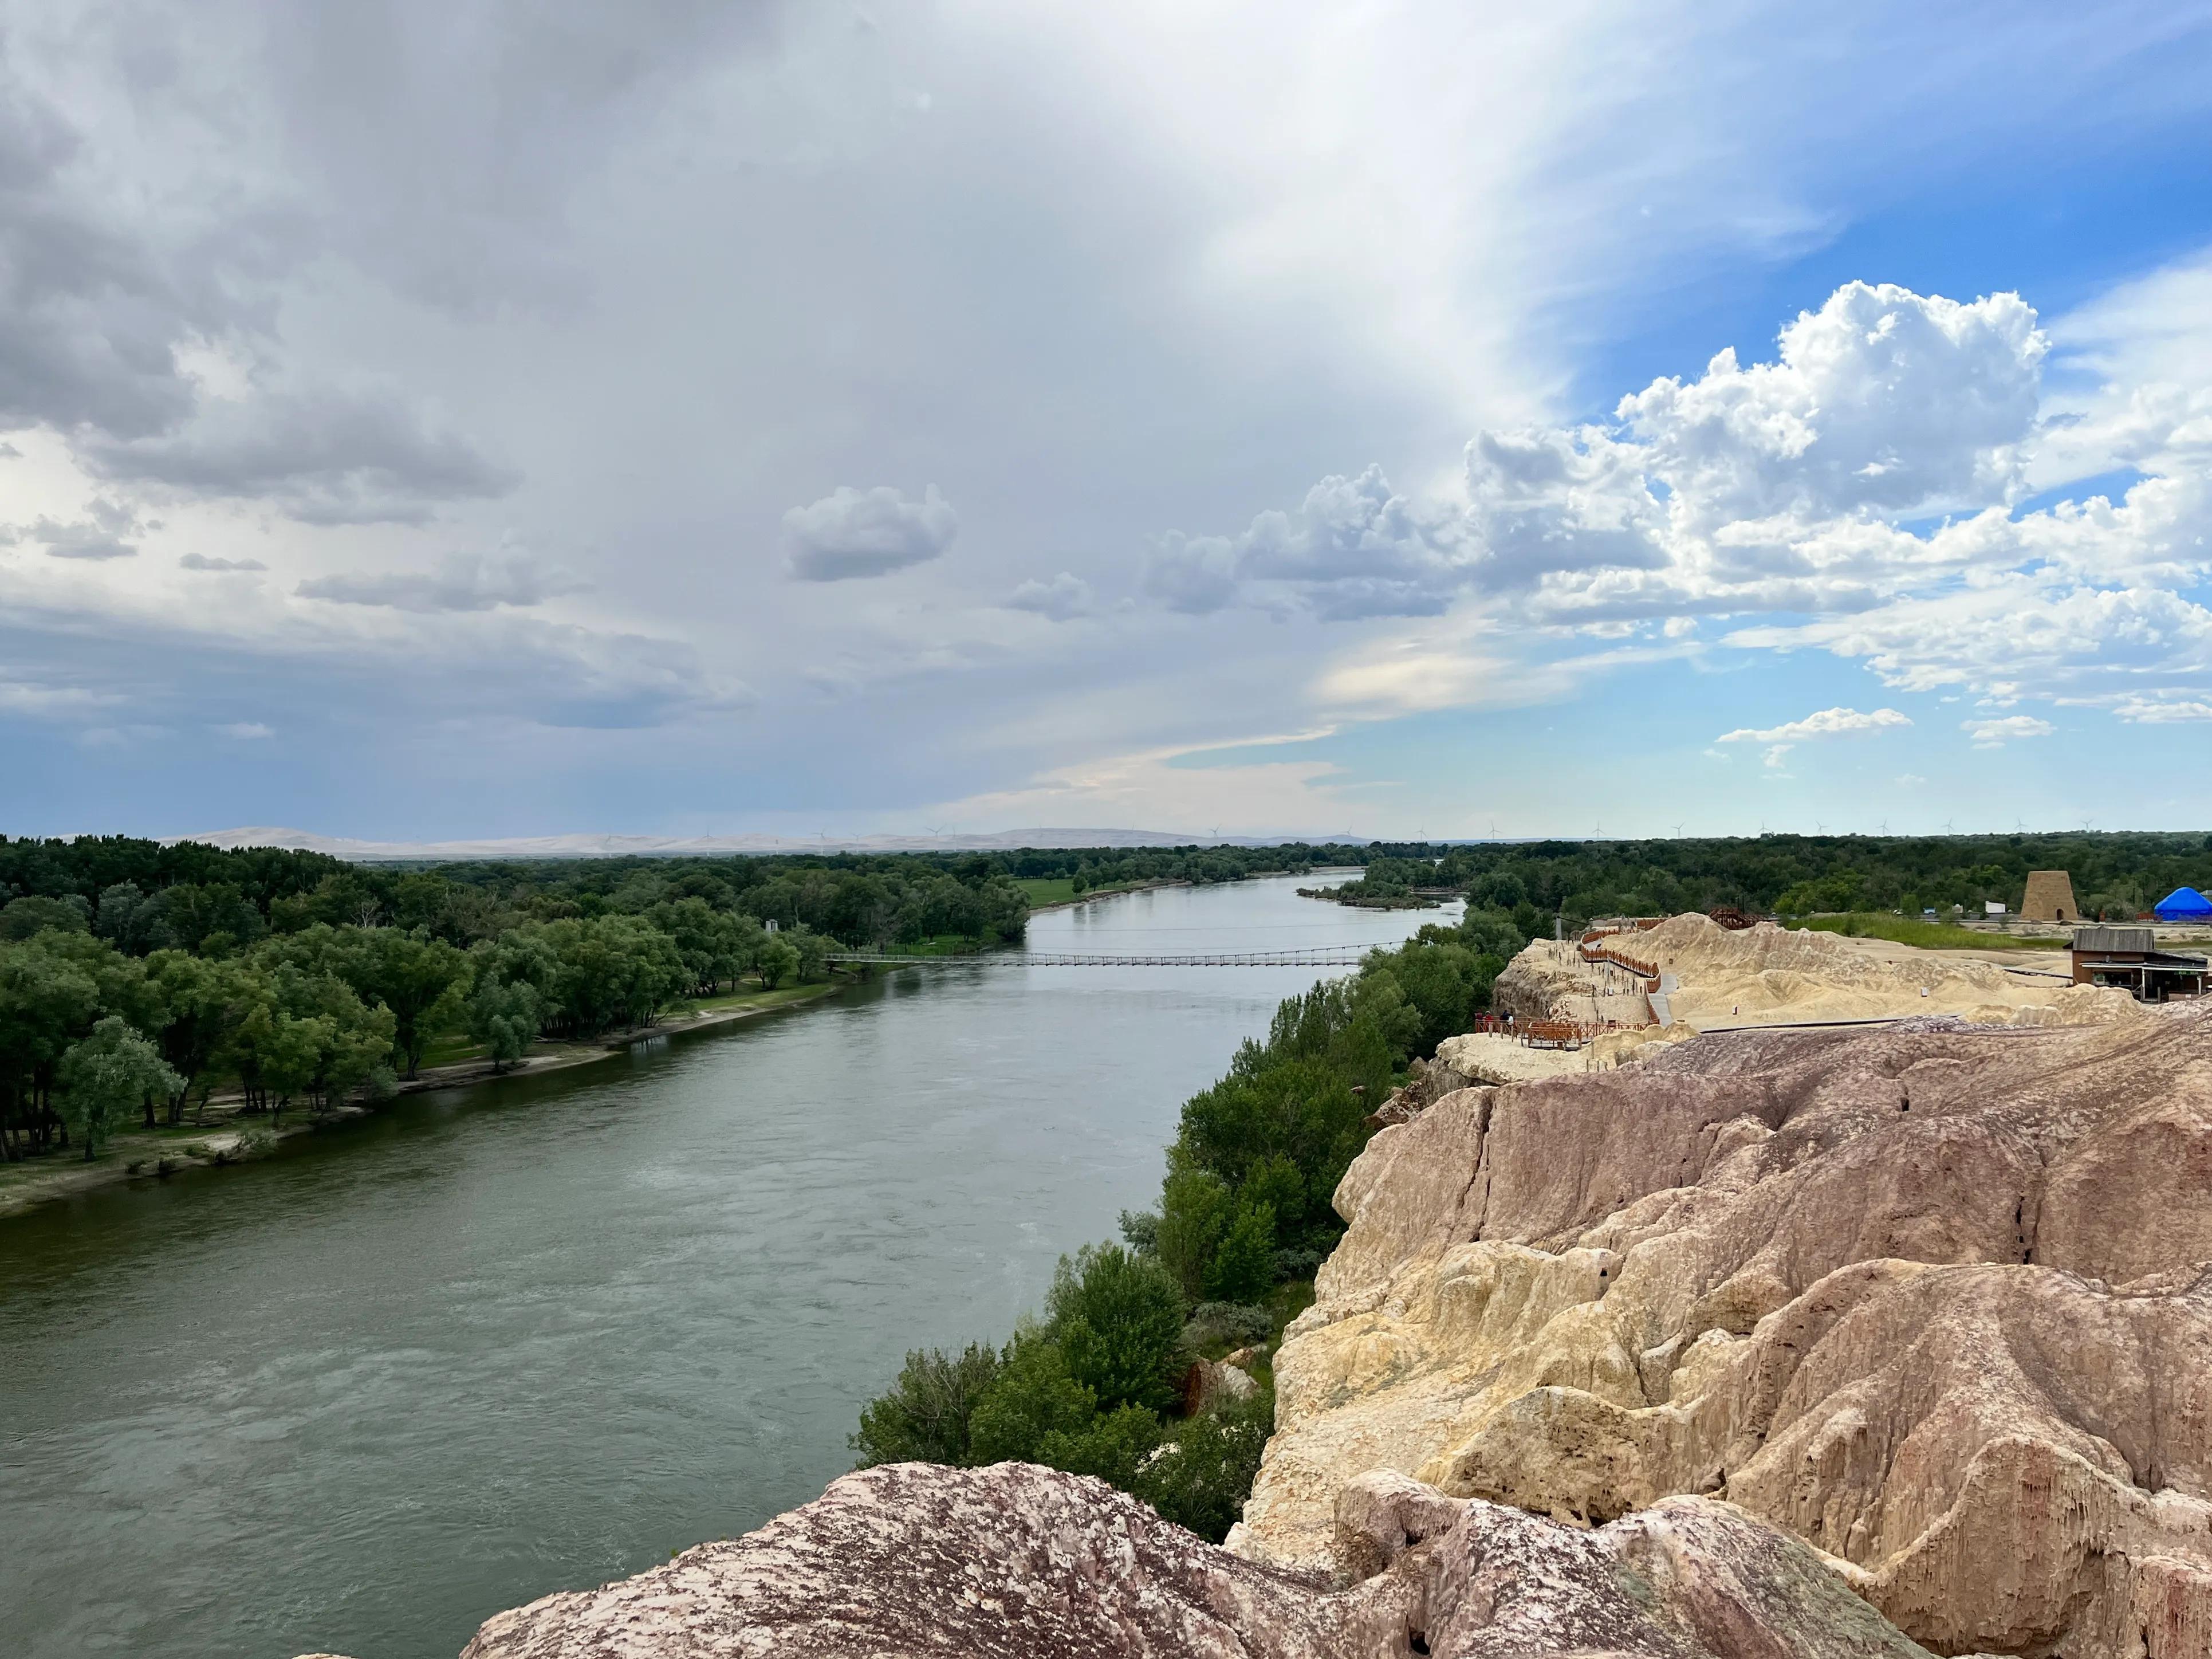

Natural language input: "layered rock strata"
[432,1460,1933,1658]
[1234,1005,2212,1659]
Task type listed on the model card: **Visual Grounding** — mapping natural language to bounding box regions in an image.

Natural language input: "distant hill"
[182,826,1384,861]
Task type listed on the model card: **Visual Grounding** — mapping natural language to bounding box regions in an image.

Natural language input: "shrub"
[1132,1387,1274,1542]
[849,1342,1001,1468]
[966,1333,1099,1464]
[1204,1200,1276,1304]
[1049,1245,1186,1413]
[1182,1302,1273,1358]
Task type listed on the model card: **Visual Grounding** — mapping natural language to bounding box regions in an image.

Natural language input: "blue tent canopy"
[2154,886,2212,920]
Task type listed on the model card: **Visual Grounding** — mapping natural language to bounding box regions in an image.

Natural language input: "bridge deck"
[828,947,1375,968]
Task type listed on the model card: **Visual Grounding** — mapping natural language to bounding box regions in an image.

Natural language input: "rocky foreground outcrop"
[1234,1005,2212,1658]
[420,1460,1932,1657]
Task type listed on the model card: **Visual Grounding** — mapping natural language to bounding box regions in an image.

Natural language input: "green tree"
[966,1333,1099,1465]
[57,1017,182,1160]
[1,894,91,940]
[1048,1244,1186,1413]
[0,936,102,1158]
[756,937,801,989]
[1205,1200,1276,1302]
[141,952,245,1124]
[338,927,473,1079]
[790,927,833,984]
[467,977,544,1074]
[1154,1166,1234,1301]
[849,1343,1002,1467]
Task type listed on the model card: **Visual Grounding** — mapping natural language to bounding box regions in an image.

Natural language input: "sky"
[4,1,2212,844]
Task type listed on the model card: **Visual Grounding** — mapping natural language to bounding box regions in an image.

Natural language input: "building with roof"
[2020,870,2079,922]
[2153,886,2212,922]
[2070,925,2209,1001]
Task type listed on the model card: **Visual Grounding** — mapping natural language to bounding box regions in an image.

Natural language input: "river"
[0,875,1456,1659]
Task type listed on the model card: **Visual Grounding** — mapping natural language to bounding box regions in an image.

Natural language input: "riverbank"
[1018,876,1188,911]
[0,978,844,1221]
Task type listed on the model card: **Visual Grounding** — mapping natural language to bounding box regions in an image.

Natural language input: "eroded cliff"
[1233,1004,2212,1658]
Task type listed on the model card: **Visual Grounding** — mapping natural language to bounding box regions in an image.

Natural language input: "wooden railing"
[1577,935,1662,990]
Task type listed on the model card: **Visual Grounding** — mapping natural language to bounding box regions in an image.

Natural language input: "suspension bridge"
[826,945,1377,969]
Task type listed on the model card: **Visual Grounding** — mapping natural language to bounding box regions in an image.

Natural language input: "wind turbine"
[1942,817,1956,834]
[1671,821,1684,837]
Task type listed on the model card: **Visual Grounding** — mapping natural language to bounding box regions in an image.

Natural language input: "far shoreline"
[0,979,847,1224]
[0,872,1337,1224]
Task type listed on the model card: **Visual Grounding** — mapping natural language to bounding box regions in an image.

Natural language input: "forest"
[1327,830,2212,929]
[0,836,1029,1165]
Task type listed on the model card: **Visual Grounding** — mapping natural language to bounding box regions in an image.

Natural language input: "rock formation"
[418,1460,1934,1658]
[1494,913,2137,1030]
[1234,1004,2212,1658]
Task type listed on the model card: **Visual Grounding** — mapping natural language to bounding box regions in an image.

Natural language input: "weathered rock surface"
[423,1460,1932,1658]
[1494,914,2142,1031]
[1236,1004,2212,1658]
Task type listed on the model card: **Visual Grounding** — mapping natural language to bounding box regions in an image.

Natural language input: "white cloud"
[1716,703,1910,772]
[1962,714,2054,746]
[783,485,958,581]
[1731,580,2212,698]
[212,721,273,739]
[0,679,120,715]
[1145,466,1471,620]
[1005,572,1096,620]
[2114,695,2212,723]
[180,553,267,572]
[1717,706,1911,745]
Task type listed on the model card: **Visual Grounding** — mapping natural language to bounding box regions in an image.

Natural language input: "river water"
[0,876,1454,1659]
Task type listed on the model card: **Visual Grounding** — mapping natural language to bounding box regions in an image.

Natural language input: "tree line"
[1332,830,2210,934]
[0,838,1041,1166]
[848,904,1538,1540]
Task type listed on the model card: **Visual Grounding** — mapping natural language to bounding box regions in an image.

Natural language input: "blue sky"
[3,2,2211,844]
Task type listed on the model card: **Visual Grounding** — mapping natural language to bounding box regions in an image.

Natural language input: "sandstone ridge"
[1492,912,2136,1029]
[340,1460,1935,1657]
[1234,1003,2212,1659]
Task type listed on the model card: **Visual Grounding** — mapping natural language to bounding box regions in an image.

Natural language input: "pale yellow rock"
[1236,1003,2212,1659]
[1491,913,2143,1032]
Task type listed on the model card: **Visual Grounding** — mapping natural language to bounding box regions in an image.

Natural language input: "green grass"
[1792,912,2068,951]
[1016,877,1150,907]
[682,981,837,1013]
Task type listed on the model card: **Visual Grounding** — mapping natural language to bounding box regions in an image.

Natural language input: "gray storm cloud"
[782,485,959,581]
